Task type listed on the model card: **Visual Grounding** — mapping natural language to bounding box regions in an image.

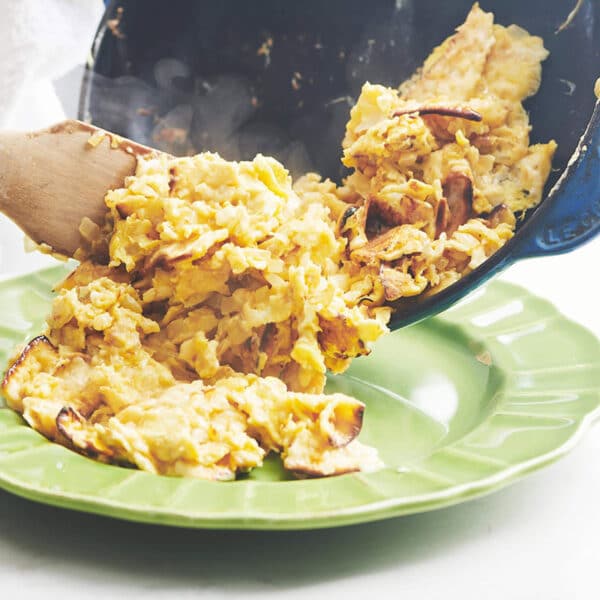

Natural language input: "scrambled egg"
[1,4,555,480]
[340,3,556,299]
[3,153,388,480]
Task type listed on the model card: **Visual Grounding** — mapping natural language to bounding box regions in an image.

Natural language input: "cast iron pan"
[79,0,600,328]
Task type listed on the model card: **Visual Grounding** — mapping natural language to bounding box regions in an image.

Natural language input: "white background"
[0,2,598,598]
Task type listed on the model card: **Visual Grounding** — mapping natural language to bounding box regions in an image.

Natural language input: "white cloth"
[0,0,103,275]
[0,0,103,129]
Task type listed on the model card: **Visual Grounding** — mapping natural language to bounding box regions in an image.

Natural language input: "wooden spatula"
[0,120,155,257]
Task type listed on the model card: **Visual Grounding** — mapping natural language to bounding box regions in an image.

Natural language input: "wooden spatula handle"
[0,120,145,257]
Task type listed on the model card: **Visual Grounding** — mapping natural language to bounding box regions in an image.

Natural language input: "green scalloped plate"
[0,266,598,529]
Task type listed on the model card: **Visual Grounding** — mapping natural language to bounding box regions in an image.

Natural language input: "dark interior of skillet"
[81,0,598,182]
[80,0,599,323]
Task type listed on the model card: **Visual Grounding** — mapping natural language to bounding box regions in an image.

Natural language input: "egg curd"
[339,3,556,299]
[2,4,555,480]
[3,153,389,479]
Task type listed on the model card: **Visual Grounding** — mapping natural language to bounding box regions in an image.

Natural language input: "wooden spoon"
[0,120,155,257]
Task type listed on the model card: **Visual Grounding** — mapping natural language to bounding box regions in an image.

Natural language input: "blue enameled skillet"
[79,0,600,328]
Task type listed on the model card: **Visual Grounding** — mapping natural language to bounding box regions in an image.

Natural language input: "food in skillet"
[2,4,555,480]
[339,3,556,299]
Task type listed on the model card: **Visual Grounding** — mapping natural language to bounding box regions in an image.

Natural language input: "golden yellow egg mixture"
[340,4,556,299]
[2,4,556,480]
[4,154,389,479]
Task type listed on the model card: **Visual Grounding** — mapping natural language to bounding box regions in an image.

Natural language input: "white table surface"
[0,6,599,598]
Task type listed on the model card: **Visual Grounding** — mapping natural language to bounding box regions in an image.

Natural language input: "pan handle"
[511,100,600,259]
